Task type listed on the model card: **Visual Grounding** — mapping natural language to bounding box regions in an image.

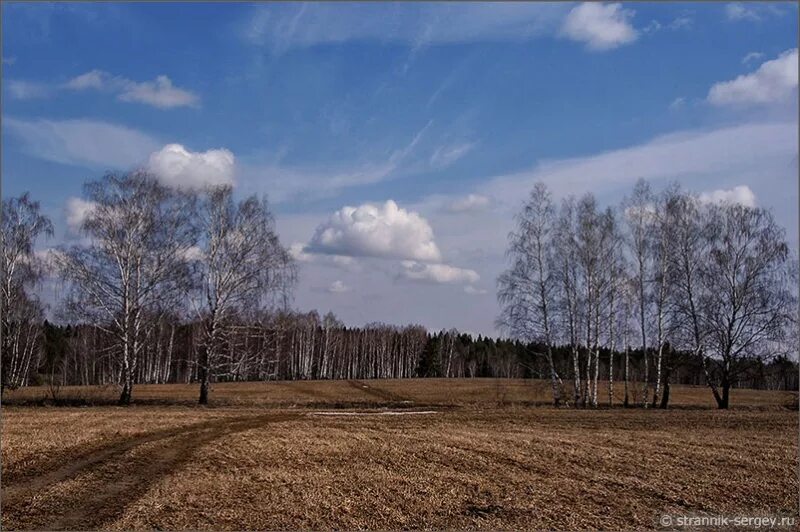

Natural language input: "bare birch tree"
[191,185,295,405]
[697,203,794,409]
[1,194,53,392]
[55,173,196,404]
[554,197,582,406]
[623,179,654,407]
[498,182,562,406]
[650,185,679,407]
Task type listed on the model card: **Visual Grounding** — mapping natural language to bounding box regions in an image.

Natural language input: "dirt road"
[1,412,299,531]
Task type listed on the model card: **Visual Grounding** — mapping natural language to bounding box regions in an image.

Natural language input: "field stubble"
[1,379,797,530]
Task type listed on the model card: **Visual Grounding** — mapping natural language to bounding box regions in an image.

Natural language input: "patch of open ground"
[4,378,795,409]
[1,380,797,530]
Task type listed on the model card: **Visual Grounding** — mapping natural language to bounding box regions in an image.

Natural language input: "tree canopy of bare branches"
[191,185,296,404]
[1,193,53,392]
[55,173,196,404]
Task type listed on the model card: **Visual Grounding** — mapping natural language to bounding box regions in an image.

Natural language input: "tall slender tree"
[498,182,562,406]
[623,179,654,407]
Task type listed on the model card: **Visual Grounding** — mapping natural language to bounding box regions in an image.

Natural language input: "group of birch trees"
[35,318,545,386]
[3,172,295,405]
[498,180,797,409]
[3,174,797,408]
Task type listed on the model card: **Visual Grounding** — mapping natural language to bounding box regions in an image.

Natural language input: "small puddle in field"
[308,410,438,416]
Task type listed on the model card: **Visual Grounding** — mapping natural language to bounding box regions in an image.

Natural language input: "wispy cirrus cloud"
[725,2,788,23]
[6,70,199,109]
[3,117,160,168]
[742,51,765,65]
[430,142,475,169]
[444,194,492,214]
[5,80,50,100]
[240,120,434,202]
[399,260,479,285]
[479,121,797,203]
[64,70,200,108]
[242,3,571,53]
[242,3,657,55]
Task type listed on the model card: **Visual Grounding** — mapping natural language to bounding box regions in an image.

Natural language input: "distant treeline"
[33,313,798,392]
[3,174,798,407]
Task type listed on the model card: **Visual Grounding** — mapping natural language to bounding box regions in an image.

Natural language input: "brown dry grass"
[2,380,797,530]
[4,378,796,409]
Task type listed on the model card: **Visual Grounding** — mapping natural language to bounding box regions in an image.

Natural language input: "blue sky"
[3,2,798,335]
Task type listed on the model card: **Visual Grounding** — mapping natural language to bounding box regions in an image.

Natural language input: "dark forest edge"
[2,175,797,408]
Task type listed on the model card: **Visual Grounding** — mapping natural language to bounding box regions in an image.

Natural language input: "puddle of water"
[308,411,438,416]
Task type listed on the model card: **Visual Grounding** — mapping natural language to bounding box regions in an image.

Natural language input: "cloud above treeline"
[147,144,235,190]
[3,118,234,190]
[64,197,97,232]
[399,261,479,285]
[698,185,757,207]
[307,200,442,262]
[479,121,796,203]
[708,48,798,106]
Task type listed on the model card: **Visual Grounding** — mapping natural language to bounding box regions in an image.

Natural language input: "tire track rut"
[2,412,299,531]
[346,380,412,403]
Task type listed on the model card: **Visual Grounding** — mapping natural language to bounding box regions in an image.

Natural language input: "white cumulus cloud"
[289,242,315,262]
[147,144,235,190]
[308,200,442,262]
[698,185,757,207]
[560,3,638,51]
[708,49,798,106]
[400,260,479,285]
[65,197,97,231]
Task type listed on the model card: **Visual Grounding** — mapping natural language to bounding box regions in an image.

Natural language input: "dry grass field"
[2,379,797,530]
